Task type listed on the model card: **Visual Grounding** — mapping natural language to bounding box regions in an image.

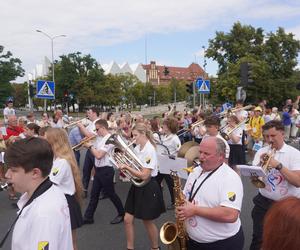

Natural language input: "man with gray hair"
[177,137,244,250]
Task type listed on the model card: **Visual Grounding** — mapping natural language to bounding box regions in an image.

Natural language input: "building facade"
[142,61,207,85]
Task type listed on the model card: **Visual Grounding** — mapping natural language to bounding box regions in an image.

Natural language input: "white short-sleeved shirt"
[3,107,15,122]
[86,119,100,146]
[51,119,65,128]
[133,140,158,177]
[203,134,230,158]
[160,134,181,156]
[50,158,76,195]
[183,163,243,243]
[227,127,243,145]
[12,185,73,250]
[252,143,300,200]
[94,133,114,167]
[235,109,248,121]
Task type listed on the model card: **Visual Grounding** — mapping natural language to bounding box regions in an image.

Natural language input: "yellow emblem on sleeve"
[38,241,49,250]
[52,167,59,176]
[227,192,236,202]
[145,157,151,164]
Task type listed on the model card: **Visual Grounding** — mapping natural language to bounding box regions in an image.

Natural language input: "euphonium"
[160,171,187,250]
[251,147,276,188]
[105,134,150,187]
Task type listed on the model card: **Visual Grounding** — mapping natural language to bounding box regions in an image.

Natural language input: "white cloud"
[1,0,300,81]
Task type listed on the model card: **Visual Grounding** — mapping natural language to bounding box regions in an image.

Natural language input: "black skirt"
[65,194,83,230]
[229,144,246,166]
[125,177,166,220]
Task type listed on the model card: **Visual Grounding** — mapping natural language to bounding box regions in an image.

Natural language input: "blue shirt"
[282,112,291,126]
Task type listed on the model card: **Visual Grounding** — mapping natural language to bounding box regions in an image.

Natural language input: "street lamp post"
[201,46,207,108]
[36,30,66,111]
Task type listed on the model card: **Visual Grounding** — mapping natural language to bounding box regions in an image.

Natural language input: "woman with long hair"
[119,123,165,250]
[45,128,83,250]
[263,197,300,250]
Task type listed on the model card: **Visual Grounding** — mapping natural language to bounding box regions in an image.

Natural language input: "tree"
[206,22,264,74]
[206,23,300,105]
[0,45,24,105]
[11,83,27,107]
[53,52,105,110]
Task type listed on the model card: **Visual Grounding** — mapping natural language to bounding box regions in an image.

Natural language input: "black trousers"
[84,166,124,220]
[188,226,244,250]
[82,149,95,191]
[250,193,274,250]
[155,173,174,204]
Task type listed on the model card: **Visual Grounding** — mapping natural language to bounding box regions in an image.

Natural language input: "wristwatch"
[275,163,283,171]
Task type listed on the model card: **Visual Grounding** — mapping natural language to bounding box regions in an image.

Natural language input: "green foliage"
[206,22,300,106]
[11,83,27,107]
[0,45,24,105]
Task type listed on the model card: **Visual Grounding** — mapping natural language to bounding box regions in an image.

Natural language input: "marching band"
[1,100,300,250]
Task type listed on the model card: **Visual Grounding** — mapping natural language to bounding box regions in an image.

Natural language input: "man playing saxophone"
[250,120,300,250]
[177,137,244,250]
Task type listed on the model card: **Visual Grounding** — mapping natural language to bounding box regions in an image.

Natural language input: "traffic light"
[163,66,169,76]
[186,82,193,94]
[240,62,254,86]
[29,84,35,98]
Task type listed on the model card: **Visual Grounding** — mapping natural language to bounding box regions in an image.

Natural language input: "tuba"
[251,147,276,188]
[105,134,150,187]
[160,171,187,250]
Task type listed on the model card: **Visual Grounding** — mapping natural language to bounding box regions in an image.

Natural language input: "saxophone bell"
[160,170,188,250]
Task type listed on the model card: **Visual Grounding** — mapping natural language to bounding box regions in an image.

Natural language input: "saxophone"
[160,171,187,250]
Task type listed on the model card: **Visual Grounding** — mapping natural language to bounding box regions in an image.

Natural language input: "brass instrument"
[160,170,187,250]
[177,120,205,138]
[220,118,249,141]
[217,104,253,119]
[105,134,150,187]
[72,135,97,151]
[64,118,90,129]
[251,147,276,188]
[0,182,11,192]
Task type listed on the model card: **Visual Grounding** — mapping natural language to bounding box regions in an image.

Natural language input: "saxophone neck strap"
[188,165,221,202]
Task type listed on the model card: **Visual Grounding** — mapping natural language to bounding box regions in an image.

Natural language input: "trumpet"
[251,147,276,188]
[64,118,90,129]
[0,182,12,192]
[72,135,97,151]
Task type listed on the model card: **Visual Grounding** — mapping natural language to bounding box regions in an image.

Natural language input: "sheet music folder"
[157,154,188,179]
[237,165,267,177]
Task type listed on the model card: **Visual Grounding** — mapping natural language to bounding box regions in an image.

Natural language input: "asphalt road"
[0,167,257,250]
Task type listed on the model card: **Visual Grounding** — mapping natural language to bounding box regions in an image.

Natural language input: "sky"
[1,0,300,82]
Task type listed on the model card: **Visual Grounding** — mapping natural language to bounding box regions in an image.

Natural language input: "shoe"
[167,203,175,210]
[110,215,124,224]
[83,217,94,225]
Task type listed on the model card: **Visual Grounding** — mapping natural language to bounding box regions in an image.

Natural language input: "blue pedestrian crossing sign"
[36,80,55,100]
[196,78,210,94]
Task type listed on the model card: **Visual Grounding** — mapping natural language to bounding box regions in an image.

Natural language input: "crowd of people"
[0,97,300,250]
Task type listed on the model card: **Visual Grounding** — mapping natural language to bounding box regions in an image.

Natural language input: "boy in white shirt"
[3,137,73,250]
